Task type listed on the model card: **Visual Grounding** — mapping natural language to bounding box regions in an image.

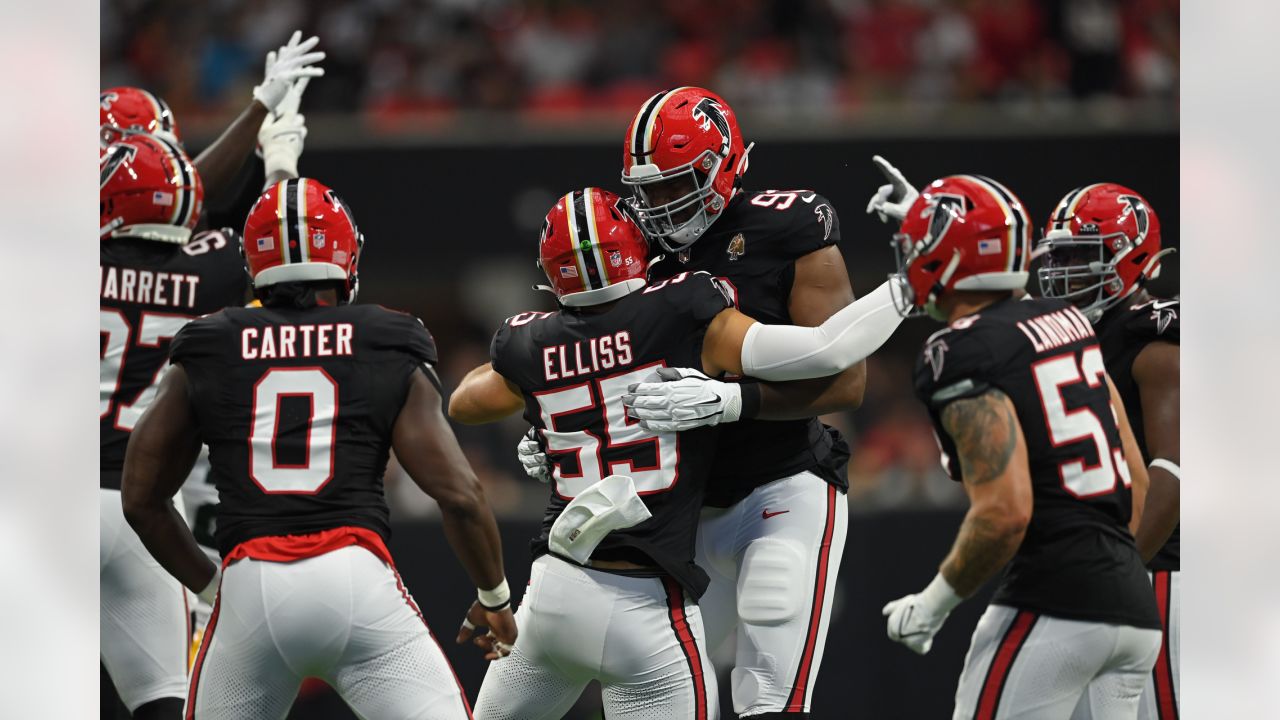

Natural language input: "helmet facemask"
[623,149,726,253]
[1036,229,1130,323]
[891,231,960,321]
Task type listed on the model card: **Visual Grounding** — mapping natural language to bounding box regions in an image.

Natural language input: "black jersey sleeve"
[1126,299,1180,346]
[490,320,515,379]
[169,312,225,367]
[768,191,841,260]
[370,308,438,366]
[657,271,733,323]
[912,325,1002,411]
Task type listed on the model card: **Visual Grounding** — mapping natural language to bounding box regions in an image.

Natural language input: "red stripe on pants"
[391,564,474,719]
[185,594,221,720]
[1153,571,1178,720]
[975,610,1038,720]
[663,577,708,720]
[785,483,838,712]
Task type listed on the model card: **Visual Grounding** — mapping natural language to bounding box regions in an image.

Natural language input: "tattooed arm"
[938,389,1033,597]
[883,388,1032,654]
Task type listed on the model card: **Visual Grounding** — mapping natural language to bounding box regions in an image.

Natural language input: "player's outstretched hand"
[457,600,519,661]
[622,367,744,433]
[254,31,325,113]
[865,155,920,224]
[882,574,963,655]
[516,427,551,483]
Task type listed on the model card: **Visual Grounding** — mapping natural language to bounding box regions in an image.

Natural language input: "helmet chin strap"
[924,251,963,322]
[734,142,755,176]
[1141,247,1177,281]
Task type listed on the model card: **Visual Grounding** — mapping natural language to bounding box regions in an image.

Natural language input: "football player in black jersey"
[100,134,249,720]
[1036,183,1180,719]
[121,178,515,719]
[877,174,1162,719]
[594,86,868,719]
[449,188,904,720]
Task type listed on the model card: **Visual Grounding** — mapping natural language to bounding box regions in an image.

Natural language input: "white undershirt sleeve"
[739,279,904,382]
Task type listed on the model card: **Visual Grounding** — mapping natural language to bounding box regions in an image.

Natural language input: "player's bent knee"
[736,539,808,625]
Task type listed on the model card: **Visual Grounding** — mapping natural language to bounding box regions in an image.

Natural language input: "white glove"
[516,428,551,484]
[253,31,325,113]
[865,155,920,224]
[258,108,307,180]
[882,573,964,655]
[548,474,652,565]
[622,367,743,433]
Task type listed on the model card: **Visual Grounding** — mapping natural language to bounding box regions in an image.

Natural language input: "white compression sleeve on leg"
[740,279,903,382]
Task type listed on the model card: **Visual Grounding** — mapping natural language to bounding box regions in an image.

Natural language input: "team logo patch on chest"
[727,233,746,261]
[924,338,949,381]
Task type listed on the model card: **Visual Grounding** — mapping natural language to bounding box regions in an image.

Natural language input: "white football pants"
[100,488,190,711]
[185,545,470,720]
[696,471,848,717]
[953,605,1162,720]
[473,554,717,720]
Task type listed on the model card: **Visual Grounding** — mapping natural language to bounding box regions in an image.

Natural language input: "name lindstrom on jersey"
[1016,306,1097,353]
[542,331,634,382]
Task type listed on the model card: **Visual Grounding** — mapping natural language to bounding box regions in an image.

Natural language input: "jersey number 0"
[248,368,338,494]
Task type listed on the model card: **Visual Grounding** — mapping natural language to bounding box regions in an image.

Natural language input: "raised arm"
[882,389,1031,654]
[1131,341,1180,561]
[122,365,220,600]
[195,31,323,198]
[448,363,526,425]
[751,245,870,418]
[392,369,516,657]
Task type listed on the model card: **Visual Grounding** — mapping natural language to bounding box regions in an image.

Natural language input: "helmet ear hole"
[922,260,943,273]
[1130,251,1148,266]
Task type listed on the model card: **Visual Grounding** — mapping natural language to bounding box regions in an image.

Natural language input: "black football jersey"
[913,297,1160,630]
[1095,297,1180,571]
[169,304,437,556]
[648,190,849,507]
[100,229,248,487]
[491,271,731,598]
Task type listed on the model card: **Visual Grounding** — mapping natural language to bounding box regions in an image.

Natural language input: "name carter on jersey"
[100,265,201,309]
[542,331,633,382]
[241,323,354,360]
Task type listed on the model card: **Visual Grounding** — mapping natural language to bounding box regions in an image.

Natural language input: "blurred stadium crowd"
[103,0,1178,124]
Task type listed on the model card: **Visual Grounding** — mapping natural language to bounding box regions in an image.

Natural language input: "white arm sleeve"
[740,279,903,381]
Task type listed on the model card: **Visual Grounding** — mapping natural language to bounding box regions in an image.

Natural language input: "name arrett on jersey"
[100,265,201,309]
[1015,305,1097,353]
[543,331,634,382]
[241,323,355,360]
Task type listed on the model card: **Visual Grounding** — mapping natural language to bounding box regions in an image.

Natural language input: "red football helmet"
[1035,183,1170,323]
[892,175,1031,319]
[538,188,649,307]
[100,134,203,244]
[621,87,752,253]
[243,178,364,302]
[100,87,180,147]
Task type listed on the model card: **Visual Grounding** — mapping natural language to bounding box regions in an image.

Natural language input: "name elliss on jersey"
[543,331,633,382]
[1016,305,1097,352]
[100,265,201,309]
[241,323,354,360]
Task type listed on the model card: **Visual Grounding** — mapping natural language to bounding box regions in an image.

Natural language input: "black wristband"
[479,598,511,612]
[739,382,762,420]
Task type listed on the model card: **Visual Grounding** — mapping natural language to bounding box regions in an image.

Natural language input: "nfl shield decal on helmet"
[609,251,623,267]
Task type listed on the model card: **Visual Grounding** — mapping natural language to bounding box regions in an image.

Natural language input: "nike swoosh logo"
[801,193,817,203]
[761,509,789,519]
[1151,300,1178,310]
[692,394,722,406]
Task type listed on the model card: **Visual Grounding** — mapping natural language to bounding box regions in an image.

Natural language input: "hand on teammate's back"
[456,600,518,661]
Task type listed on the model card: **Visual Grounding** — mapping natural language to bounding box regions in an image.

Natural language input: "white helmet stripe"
[963,175,1027,273]
[630,90,669,163]
[296,178,310,263]
[642,86,691,159]
[563,191,591,288]
[276,180,290,265]
[582,188,611,288]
